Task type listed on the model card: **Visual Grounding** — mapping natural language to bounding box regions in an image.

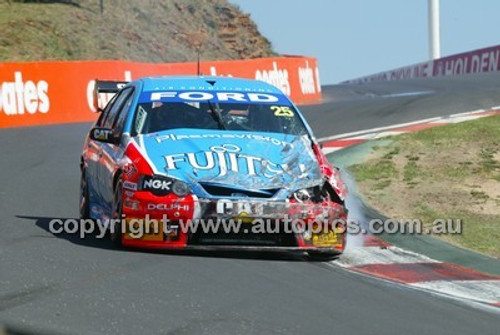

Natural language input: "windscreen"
[133,91,309,136]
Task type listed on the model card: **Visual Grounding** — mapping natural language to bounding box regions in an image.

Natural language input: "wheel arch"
[112,169,123,192]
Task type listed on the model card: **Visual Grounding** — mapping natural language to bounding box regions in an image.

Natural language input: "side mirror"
[89,127,120,145]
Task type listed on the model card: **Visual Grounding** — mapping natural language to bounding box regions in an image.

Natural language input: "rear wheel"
[109,178,124,247]
[79,169,90,219]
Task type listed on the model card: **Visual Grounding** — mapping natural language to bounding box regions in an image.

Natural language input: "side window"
[103,88,132,129]
[96,93,118,127]
[131,105,148,136]
[114,90,135,135]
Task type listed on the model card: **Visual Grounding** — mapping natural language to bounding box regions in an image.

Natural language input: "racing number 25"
[271,105,294,117]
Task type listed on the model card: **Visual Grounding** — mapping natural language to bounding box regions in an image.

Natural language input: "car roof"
[136,76,284,94]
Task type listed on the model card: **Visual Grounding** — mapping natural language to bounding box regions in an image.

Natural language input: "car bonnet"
[136,129,323,192]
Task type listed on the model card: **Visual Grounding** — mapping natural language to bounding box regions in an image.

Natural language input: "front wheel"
[109,178,124,247]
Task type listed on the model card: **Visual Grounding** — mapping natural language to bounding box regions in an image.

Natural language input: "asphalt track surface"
[2,73,500,334]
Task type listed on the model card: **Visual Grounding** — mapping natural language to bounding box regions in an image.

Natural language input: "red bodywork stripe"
[125,141,154,176]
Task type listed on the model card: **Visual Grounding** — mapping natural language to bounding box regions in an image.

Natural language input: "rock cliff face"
[215,4,273,59]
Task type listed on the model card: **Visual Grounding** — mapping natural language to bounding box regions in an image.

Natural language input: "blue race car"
[80,76,347,259]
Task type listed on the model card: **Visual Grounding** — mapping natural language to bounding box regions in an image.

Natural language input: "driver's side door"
[97,87,135,213]
[86,93,119,214]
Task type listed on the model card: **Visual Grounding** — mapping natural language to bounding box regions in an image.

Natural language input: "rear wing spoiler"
[93,80,129,112]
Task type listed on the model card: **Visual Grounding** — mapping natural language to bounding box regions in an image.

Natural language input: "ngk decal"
[0,72,49,115]
[87,71,131,112]
[143,178,171,191]
[255,62,291,96]
[298,61,319,95]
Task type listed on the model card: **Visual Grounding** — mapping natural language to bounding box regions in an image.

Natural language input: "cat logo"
[93,128,112,141]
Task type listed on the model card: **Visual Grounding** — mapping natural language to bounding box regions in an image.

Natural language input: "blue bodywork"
[84,76,323,219]
[139,128,322,200]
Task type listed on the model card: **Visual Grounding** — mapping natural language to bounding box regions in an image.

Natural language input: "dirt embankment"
[0,0,275,62]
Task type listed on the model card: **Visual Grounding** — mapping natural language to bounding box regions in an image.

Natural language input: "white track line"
[317,107,497,143]
[336,246,439,267]
[410,280,500,304]
[317,116,443,142]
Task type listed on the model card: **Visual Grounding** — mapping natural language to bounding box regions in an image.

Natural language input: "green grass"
[349,114,500,258]
[443,211,500,258]
[401,115,500,145]
[383,146,400,159]
[470,190,489,204]
[350,160,396,182]
[373,179,391,190]
[403,161,420,182]
[441,164,471,178]
[414,204,500,257]
[479,148,500,173]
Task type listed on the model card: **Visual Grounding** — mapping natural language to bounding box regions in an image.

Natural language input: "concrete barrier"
[343,44,500,84]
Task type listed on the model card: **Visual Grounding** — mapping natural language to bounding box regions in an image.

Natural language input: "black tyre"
[109,178,124,247]
[307,251,340,261]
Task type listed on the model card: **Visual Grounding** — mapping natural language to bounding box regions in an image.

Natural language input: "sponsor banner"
[345,61,434,84]
[0,56,321,129]
[432,45,500,76]
[343,44,500,84]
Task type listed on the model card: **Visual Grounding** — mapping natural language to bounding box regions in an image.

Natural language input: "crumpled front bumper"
[121,195,347,252]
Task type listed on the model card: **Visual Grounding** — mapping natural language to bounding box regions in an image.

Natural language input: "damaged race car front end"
[115,131,347,258]
[82,76,348,259]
